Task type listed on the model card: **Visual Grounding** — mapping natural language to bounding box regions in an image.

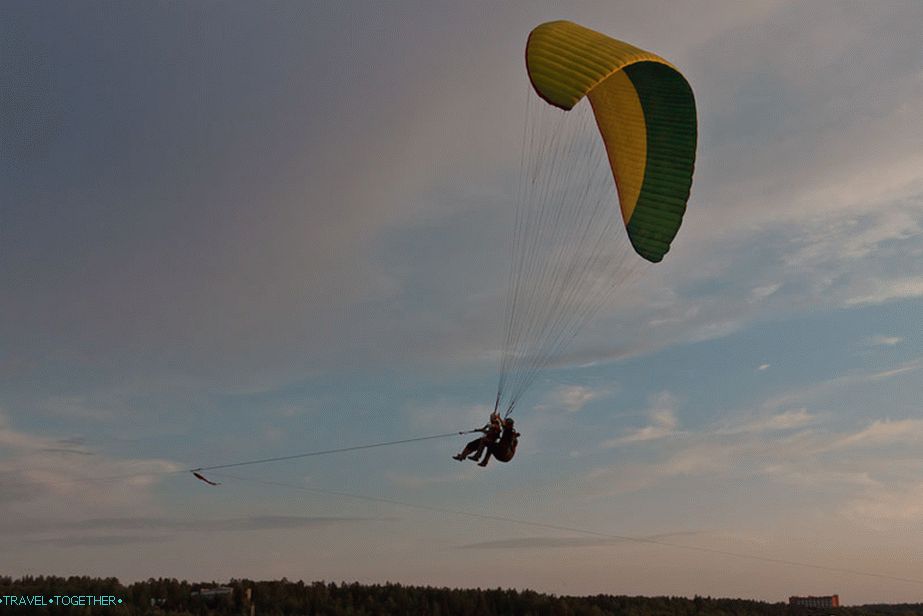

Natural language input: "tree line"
[2,576,921,616]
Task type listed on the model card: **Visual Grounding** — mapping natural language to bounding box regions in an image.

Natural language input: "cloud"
[0,0,919,428]
[1,2,523,389]
[582,373,923,514]
[38,448,95,457]
[39,395,117,421]
[537,385,611,413]
[864,335,903,347]
[757,409,816,431]
[5,0,919,398]
[867,360,923,380]
[459,531,702,550]
[460,536,627,550]
[0,410,180,508]
[55,436,88,447]
[843,483,923,525]
[716,409,817,435]
[749,284,781,303]
[845,277,923,306]
[26,535,170,548]
[602,392,679,447]
[658,442,743,477]
[6,515,372,548]
[761,466,879,490]
[758,358,923,412]
[386,469,480,489]
[825,418,923,451]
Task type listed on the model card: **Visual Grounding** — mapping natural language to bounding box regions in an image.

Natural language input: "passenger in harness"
[477,418,519,467]
[453,411,502,462]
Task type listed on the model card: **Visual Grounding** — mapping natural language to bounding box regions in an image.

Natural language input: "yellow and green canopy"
[526,20,697,263]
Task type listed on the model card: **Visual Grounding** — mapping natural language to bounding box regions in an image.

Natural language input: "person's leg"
[454,437,482,460]
[478,446,493,467]
[468,439,488,460]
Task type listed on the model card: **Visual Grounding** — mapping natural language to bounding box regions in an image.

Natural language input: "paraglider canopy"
[494,21,698,416]
[526,20,697,263]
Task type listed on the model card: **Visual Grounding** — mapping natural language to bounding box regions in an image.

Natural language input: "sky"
[2,0,923,605]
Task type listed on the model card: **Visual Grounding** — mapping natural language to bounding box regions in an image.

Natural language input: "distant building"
[789,595,840,608]
[191,586,234,600]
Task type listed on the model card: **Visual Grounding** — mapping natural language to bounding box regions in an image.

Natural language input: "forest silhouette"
[3,576,922,616]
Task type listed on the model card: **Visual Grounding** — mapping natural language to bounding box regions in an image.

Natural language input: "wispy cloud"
[386,469,480,489]
[26,535,170,548]
[7,515,374,548]
[844,483,923,526]
[758,358,923,411]
[582,359,923,526]
[38,447,96,457]
[39,395,117,422]
[761,466,879,490]
[6,515,371,535]
[867,360,923,380]
[824,418,923,451]
[0,410,181,508]
[584,414,923,532]
[716,408,817,435]
[536,384,611,413]
[845,277,923,306]
[460,536,627,550]
[459,531,703,550]
[864,335,903,347]
[749,284,781,303]
[602,392,679,447]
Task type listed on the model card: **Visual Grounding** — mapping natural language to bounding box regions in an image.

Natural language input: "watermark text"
[1,595,123,607]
